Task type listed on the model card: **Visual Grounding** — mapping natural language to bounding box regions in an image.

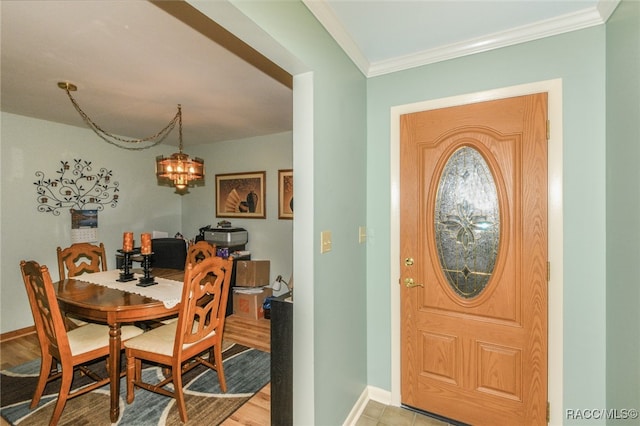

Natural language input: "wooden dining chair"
[186,240,217,266]
[124,256,234,422]
[20,260,144,426]
[56,242,108,281]
[153,241,218,327]
[56,242,108,326]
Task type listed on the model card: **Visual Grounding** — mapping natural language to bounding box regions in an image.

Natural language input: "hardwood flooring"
[220,316,272,426]
[0,331,40,371]
[0,315,271,426]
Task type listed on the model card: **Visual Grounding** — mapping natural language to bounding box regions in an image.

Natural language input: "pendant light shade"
[155,152,205,190]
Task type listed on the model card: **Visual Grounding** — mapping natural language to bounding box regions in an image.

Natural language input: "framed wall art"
[215,171,266,218]
[278,169,293,219]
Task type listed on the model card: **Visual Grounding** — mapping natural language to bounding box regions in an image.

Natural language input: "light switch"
[320,230,332,254]
[358,226,366,244]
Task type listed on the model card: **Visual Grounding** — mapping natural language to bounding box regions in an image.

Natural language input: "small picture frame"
[215,171,266,218]
[278,169,293,220]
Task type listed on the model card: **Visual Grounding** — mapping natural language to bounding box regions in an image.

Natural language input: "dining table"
[54,267,185,422]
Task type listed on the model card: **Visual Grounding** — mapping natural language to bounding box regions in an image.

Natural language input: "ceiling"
[1,0,618,148]
[308,0,618,76]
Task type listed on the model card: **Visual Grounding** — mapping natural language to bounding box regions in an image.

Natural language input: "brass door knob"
[404,277,424,288]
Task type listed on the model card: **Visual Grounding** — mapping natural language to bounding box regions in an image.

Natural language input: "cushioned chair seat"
[68,323,143,355]
[124,321,215,356]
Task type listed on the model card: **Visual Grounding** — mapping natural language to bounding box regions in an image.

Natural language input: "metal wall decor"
[35,159,119,215]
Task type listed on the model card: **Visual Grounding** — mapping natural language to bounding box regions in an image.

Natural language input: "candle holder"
[116,250,136,282]
[137,253,156,287]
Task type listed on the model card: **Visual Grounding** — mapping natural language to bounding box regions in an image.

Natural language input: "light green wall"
[200,1,369,424]
[0,112,181,333]
[181,132,294,293]
[606,1,640,423]
[367,26,608,421]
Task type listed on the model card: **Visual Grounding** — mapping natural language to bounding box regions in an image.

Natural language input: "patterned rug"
[0,343,269,425]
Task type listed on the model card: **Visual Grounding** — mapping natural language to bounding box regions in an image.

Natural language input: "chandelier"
[154,105,205,192]
[58,82,204,193]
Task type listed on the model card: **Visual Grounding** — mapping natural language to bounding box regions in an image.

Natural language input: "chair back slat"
[176,257,233,348]
[20,260,71,358]
[185,241,217,267]
[57,242,107,281]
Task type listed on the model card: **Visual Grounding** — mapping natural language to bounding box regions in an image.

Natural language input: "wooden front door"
[400,94,548,425]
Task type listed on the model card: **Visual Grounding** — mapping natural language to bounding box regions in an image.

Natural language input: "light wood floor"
[0,315,271,426]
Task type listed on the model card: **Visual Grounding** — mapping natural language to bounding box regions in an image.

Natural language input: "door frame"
[389,79,564,425]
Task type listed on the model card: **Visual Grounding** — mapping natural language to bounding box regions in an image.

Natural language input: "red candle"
[141,233,152,255]
[123,232,134,252]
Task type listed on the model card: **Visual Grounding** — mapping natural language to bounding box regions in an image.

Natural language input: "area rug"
[0,343,269,425]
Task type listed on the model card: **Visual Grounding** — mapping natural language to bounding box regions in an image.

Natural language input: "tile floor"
[355,400,453,426]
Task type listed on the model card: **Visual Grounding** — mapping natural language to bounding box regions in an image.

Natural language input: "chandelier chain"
[62,85,180,151]
[57,81,203,193]
[178,104,184,151]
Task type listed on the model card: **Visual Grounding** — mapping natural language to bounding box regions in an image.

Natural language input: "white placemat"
[73,270,183,308]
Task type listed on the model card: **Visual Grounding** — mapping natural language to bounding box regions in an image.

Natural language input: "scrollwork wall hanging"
[34,159,119,215]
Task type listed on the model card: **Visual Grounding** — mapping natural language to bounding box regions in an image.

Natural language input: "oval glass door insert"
[434,146,500,298]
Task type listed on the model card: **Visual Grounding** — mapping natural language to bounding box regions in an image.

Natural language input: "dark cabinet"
[225,249,249,316]
[271,293,293,425]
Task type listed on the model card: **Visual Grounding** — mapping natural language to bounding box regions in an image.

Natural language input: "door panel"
[400,94,548,425]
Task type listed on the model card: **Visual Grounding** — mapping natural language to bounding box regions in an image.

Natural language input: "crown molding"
[598,0,621,21]
[302,0,370,76]
[304,0,620,78]
[368,5,609,77]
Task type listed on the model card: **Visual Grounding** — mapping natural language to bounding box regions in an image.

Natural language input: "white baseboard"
[342,386,393,426]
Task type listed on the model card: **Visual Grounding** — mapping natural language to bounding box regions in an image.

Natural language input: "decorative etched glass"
[435,146,500,298]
